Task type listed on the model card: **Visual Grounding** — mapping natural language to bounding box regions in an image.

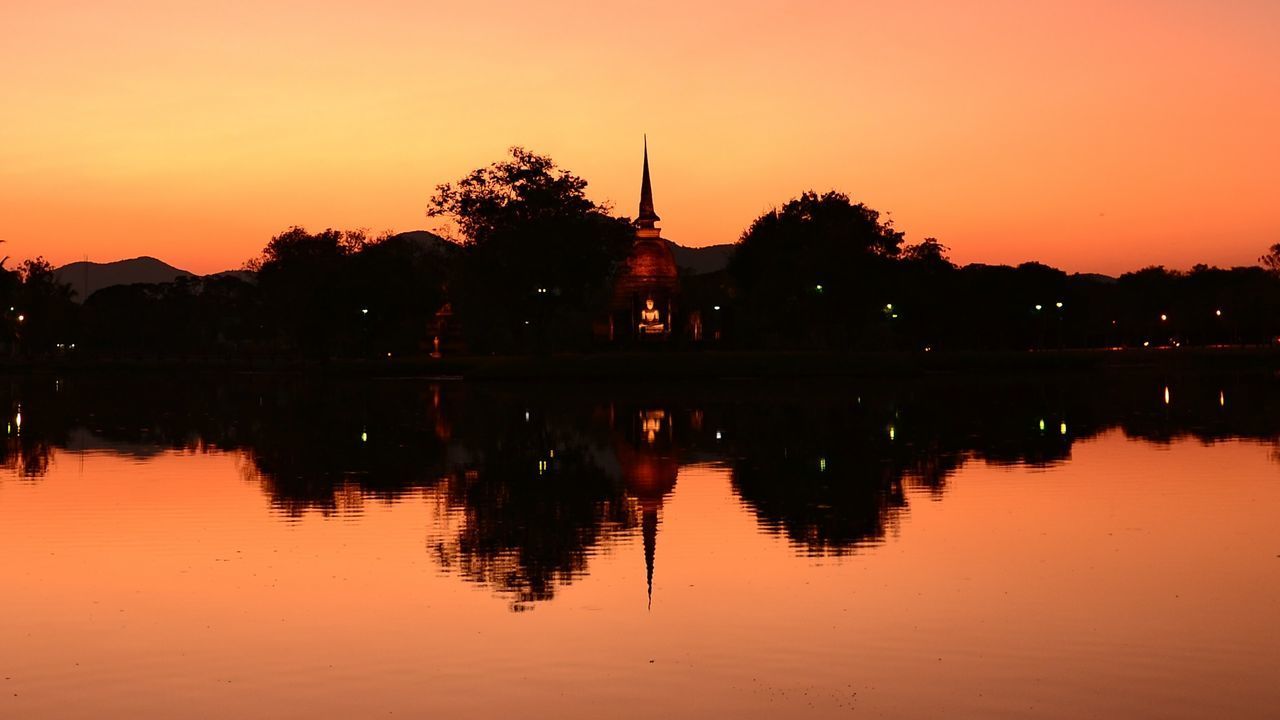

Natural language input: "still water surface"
[1,373,1277,718]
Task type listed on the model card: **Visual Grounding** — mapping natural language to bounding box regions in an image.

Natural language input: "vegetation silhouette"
[427,147,633,352]
[4,148,1279,359]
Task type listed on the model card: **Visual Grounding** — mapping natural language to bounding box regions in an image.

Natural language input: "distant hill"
[667,241,735,275]
[1072,272,1118,284]
[55,257,195,301]
[388,230,455,254]
[206,269,257,284]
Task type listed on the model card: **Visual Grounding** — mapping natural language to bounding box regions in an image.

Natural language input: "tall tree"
[428,147,632,351]
[728,191,905,347]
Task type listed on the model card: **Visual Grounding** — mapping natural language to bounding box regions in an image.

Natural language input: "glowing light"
[815,284,824,292]
[715,430,722,441]
[1059,422,1067,435]
[713,305,721,311]
[1055,301,1063,308]
[888,424,896,441]
[360,430,367,443]
[885,303,894,311]
[639,410,667,443]
[1160,313,1168,322]
[1038,418,1045,432]
[1163,386,1171,405]
[818,457,827,472]
[16,315,24,322]
[1215,309,1222,317]
[1034,304,1042,311]
[537,459,547,475]
[361,308,368,314]
[1219,390,1225,407]
[1143,341,1150,347]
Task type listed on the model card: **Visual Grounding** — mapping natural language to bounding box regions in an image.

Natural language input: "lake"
[1,372,1277,718]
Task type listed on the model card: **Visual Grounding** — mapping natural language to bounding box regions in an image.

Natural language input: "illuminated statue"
[638,297,664,334]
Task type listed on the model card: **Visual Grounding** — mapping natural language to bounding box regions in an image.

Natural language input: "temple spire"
[637,135,660,228]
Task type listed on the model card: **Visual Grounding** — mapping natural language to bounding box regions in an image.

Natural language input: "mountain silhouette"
[388,230,455,254]
[665,241,734,275]
[55,256,195,301]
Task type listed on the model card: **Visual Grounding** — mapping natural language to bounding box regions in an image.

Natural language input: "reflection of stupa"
[609,138,680,341]
[614,408,679,607]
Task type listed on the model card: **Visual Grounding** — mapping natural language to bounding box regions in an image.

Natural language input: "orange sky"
[2,0,1278,275]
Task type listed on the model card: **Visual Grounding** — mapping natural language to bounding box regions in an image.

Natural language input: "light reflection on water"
[1,373,1278,718]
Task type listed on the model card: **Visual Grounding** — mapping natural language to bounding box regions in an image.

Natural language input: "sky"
[2,0,1277,275]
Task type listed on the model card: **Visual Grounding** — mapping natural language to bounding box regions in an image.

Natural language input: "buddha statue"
[638,297,665,335]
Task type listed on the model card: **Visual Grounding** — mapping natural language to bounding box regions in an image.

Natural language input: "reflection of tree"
[427,418,633,611]
[4,372,1280,602]
[725,398,912,555]
[0,379,63,479]
[239,381,447,516]
[1,435,54,478]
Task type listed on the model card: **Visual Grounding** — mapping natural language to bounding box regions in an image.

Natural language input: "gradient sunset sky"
[2,0,1277,275]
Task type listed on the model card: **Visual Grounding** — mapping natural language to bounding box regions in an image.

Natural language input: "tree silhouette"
[729,191,905,347]
[428,147,632,351]
[1260,243,1280,275]
[249,227,448,356]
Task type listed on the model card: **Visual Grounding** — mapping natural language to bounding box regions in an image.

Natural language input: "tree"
[728,191,905,347]
[1260,243,1280,275]
[900,237,952,268]
[13,258,77,354]
[249,227,449,357]
[427,147,632,351]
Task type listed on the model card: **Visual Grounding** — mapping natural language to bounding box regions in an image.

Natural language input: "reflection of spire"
[615,406,678,610]
[637,136,660,228]
[643,503,657,610]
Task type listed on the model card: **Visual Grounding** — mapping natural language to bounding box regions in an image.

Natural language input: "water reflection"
[2,372,1279,608]
[426,397,634,611]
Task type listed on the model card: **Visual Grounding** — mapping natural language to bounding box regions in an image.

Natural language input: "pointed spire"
[637,135,660,228]
[643,504,657,610]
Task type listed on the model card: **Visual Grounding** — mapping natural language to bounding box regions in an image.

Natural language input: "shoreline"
[2,346,1279,380]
